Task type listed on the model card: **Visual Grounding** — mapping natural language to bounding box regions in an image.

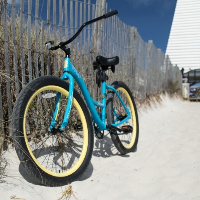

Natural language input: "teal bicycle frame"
[50,56,131,133]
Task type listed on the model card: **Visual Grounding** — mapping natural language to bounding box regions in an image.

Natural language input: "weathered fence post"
[157,48,161,93]
[3,0,12,135]
[0,0,3,23]
[0,76,3,152]
[79,1,83,75]
[165,55,169,90]
[28,0,32,81]
[146,40,153,95]
[53,0,57,76]
[130,26,137,95]
[176,64,182,93]
[83,0,87,77]
[91,3,95,99]
[20,0,26,87]
[64,0,68,40]
[47,0,51,75]
[93,0,106,54]
[168,58,173,87]
[143,43,148,99]
[11,0,19,94]
[34,0,39,78]
[75,0,78,69]
[134,29,140,97]
[0,0,3,141]
[59,0,63,74]
[40,21,44,76]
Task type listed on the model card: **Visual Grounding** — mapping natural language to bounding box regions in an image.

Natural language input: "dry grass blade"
[10,195,26,200]
[57,185,77,200]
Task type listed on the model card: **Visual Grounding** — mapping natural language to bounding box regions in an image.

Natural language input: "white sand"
[1,95,200,200]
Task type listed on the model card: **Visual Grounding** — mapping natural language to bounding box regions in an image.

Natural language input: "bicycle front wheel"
[107,81,139,155]
[12,76,93,186]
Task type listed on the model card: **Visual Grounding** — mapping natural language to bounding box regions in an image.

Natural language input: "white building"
[166,0,200,73]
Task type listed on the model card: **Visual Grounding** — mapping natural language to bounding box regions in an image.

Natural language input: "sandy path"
[1,95,200,200]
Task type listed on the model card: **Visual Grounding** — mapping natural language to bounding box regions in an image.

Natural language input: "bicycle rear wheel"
[12,76,93,186]
[107,81,139,155]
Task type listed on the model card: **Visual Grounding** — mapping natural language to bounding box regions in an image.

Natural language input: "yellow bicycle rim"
[23,85,88,177]
[117,87,137,149]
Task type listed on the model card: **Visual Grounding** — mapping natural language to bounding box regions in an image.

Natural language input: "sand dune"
[1,95,200,200]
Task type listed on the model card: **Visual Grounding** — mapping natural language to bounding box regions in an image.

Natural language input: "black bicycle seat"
[96,56,119,66]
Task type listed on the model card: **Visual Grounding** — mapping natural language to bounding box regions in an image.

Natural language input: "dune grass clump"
[57,185,77,200]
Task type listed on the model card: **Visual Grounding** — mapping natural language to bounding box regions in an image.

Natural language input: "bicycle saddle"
[96,55,119,66]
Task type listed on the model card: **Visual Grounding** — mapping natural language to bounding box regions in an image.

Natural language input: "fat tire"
[12,76,93,186]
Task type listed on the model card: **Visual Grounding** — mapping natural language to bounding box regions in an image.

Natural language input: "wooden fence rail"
[0,0,182,139]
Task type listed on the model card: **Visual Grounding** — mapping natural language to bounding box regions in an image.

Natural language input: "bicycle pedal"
[121,125,133,134]
[107,124,132,135]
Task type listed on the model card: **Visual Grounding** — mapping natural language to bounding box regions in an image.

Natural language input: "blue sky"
[103,0,177,53]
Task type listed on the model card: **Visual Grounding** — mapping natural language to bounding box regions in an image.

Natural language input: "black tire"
[106,81,139,155]
[12,76,93,186]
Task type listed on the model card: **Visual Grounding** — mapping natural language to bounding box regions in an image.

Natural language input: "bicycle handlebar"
[46,10,118,50]
[104,10,118,18]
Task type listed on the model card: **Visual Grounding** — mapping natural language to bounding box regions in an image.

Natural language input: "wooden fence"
[0,0,182,139]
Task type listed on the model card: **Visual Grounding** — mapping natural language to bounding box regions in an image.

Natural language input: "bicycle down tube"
[50,56,131,133]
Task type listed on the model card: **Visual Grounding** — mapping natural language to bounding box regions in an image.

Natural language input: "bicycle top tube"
[45,10,118,51]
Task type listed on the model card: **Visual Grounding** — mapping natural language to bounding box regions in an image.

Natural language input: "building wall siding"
[166,0,200,72]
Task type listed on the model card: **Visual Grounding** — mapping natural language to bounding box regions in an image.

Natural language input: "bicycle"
[12,10,139,186]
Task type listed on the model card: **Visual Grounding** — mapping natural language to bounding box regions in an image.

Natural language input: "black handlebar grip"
[104,10,118,18]
[50,46,60,51]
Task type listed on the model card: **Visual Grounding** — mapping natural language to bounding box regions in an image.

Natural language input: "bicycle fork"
[49,73,74,133]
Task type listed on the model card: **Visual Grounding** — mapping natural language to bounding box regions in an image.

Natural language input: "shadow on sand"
[92,135,129,158]
[18,135,129,185]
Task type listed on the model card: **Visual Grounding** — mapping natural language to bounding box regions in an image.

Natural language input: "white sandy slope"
[1,95,200,200]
